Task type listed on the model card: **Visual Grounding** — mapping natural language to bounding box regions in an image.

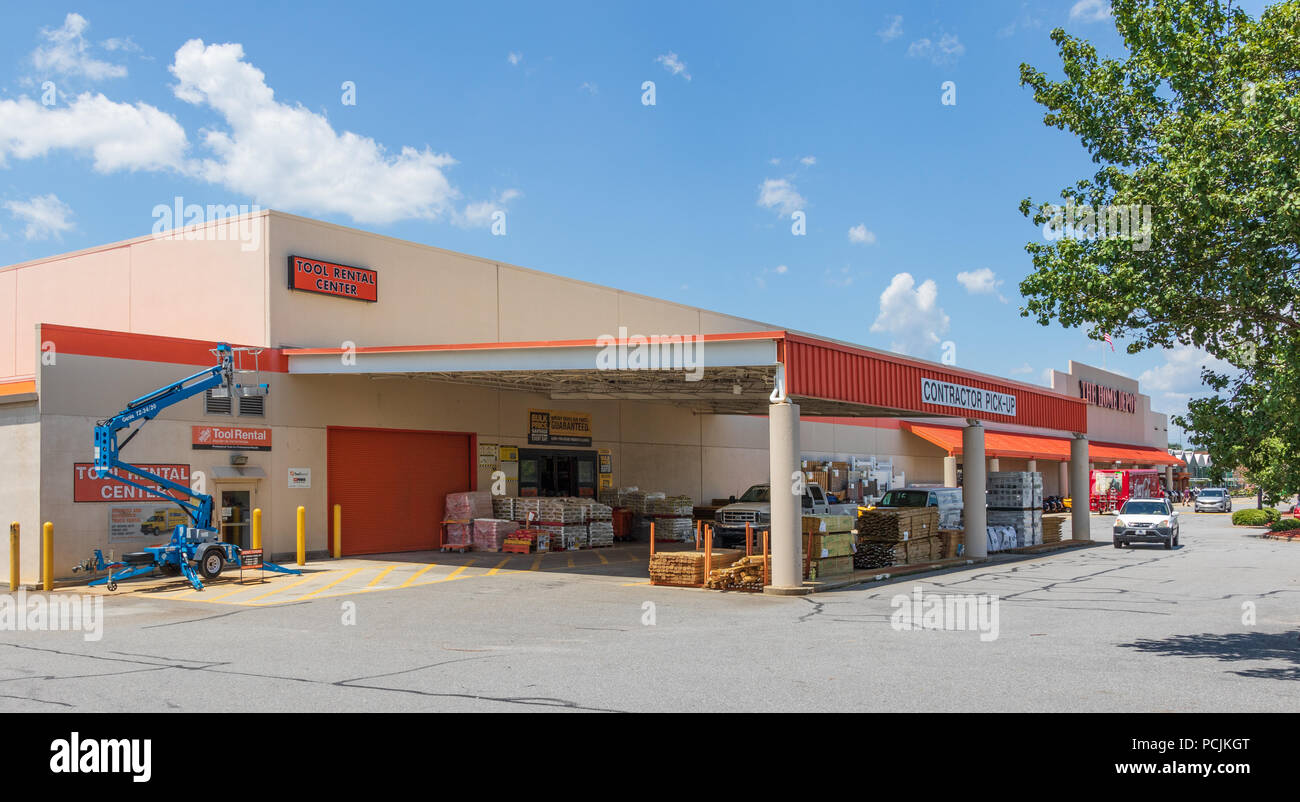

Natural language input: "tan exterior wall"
[264,212,763,348]
[0,216,269,380]
[0,399,40,584]
[1049,362,1168,449]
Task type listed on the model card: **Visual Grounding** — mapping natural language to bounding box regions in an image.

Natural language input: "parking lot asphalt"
[1,509,1296,712]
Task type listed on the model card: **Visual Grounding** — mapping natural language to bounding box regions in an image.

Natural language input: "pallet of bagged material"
[801,514,854,534]
[808,555,854,580]
[651,549,744,586]
[802,530,855,559]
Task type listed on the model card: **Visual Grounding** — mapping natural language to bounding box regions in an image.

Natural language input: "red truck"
[1090,468,1164,513]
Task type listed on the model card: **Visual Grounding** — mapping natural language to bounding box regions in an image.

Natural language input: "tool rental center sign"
[74,463,191,502]
[920,377,1018,417]
[288,256,378,301]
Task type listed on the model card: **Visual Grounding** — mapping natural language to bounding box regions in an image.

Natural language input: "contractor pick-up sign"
[920,377,1018,417]
[192,425,272,451]
[288,255,378,301]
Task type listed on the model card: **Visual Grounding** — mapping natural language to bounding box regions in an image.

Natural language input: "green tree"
[1017,0,1300,504]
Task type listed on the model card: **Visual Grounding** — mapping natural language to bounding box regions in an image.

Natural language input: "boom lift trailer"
[72,344,302,591]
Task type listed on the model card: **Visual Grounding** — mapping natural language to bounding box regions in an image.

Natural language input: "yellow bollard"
[42,522,53,591]
[252,508,262,551]
[333,504,342,559]
[296,506,306,566]
[9,521,19,592]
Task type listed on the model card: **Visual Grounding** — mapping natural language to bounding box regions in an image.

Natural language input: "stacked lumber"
[937,529,964,559]
[705,554,768,591]
[855,507,939,541]
[801,514,855,534]
[650,549,744,586]
[1042,515,1065,544]
[808,555,853,580]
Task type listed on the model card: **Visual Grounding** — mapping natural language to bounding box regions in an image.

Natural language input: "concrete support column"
[1071,435,1090,542]
[988,458,1000,473]
[1164,465,1174,492]
[963,420,987,559]
[1058,461,1069,497]
[943,456,958,488]
[768,401,802,590]
[1027,459,1038,474]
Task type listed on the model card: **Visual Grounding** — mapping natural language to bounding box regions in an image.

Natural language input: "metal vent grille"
[238,393,265,417]
[204,389,232,415]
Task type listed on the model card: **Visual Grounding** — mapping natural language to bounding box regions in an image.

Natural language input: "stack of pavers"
[584,501,614,547]
[491,495,515,520]
[986,471,1044,549]
[538,498,585,551]
[802,514,856,579]
[854,507,941,569]
[645,494,695,542]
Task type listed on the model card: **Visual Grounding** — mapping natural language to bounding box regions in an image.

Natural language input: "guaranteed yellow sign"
[528,409,593,446]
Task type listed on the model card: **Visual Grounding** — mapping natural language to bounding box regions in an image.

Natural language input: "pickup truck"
[712,482,856,547]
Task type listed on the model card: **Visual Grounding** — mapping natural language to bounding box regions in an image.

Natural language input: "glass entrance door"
[219,489,252,548]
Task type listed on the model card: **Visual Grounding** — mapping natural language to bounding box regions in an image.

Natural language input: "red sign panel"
[192,425,272,451]
[74,463,191,502]
[288,256,378,302]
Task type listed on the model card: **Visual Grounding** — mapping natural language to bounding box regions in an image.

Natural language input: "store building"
[0,210,1178,588]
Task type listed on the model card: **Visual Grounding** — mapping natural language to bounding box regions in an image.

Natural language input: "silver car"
[1194,487,1232,513]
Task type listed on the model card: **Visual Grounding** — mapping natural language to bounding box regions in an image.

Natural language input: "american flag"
[1103,332,1114,351]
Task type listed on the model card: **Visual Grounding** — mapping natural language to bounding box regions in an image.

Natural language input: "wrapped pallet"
[446,490,492,521]
[472,518,519,552]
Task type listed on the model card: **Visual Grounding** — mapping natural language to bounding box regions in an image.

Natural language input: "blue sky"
[0,1,1270,441]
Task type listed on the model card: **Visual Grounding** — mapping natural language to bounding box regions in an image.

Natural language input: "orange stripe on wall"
[36,324,288,372]
[0,378,36,396]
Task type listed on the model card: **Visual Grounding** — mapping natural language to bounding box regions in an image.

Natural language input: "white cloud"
[847,224,876,245]
[768,157,780,165]
[1010,362,1033,376]
[877,15,904,43]
[454,188,522,229]
[755,263,789,289]
[799,155,816,166]
[579,81,598,94]
[1137,346,1235,396]
[1041,367,1055,387]
[0,92,189,172]
[507,52,522,66]
[757,178,805,217]
[907,33,965,65]
[102,37,142,54]
[870,272,950,356]
[1070,0,1113,23]
[32,13,126,81]
[824,266,855,288]
[655,52,691,80]
[170,39,504,226]
[955,267,1007,302]
[5,193,74,240]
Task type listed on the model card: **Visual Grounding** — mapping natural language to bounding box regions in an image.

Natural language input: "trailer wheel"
[198,548,225,580]
[107,581,117,591]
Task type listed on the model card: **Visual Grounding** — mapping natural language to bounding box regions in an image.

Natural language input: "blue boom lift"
[72,344,301,591]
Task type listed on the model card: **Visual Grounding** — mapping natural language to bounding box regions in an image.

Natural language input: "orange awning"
[901,423,1183,466]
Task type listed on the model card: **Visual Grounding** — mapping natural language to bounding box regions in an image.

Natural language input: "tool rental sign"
[288,256,378,301]
[920,377,1018,417]
[192,425,272,451]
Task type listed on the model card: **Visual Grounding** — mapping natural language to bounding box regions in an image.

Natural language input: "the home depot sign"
[1078,380,1137,413]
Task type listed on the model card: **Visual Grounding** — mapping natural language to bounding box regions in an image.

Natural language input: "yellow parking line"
[241,574,317,604]
[297,567,364,600]
[200,584,259,603]
[400,563,438,588]
[566,555,575,568]
[366,565,399,588]
[486,557,510,576]
[530,555,543,571]
[440,561,476,582]
[596,552,609,565]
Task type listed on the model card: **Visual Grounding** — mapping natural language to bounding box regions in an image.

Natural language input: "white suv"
[1114,498,1180,549]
